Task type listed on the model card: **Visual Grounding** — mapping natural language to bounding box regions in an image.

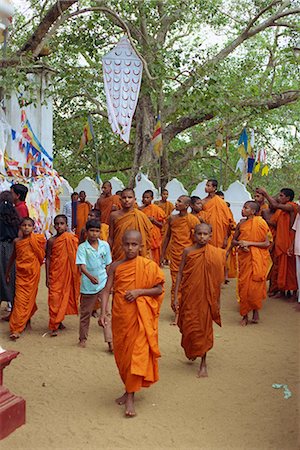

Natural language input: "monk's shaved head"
[179,195,191,206]
[195,222,212,233]
[122,188,135,197]
[122,229,142,243]
[244,201,260,214]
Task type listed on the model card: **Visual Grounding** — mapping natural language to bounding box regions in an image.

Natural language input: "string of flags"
[236,127,269,182]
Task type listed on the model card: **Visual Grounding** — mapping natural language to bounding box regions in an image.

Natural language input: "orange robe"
[9,234,45,334]
[48,233,80,331]
[178,245,225,359]
[268,209,281,293]
[140,204,166,265]
[100,223,109,241]
[96,195,122,225]
[155,200,174,261]
[169,214,199,309]
[237,217,271,316]
[226,208,237,278]
[202,195,231,248]
[112,256,165,392]
[274,203,298,291]
[258,203,269,216]
[112,209,152,261]
[75,202,91,237]
[196,210,211,223]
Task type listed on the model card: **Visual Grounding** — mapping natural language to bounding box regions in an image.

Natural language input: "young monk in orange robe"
[109,188,152,261]
[175,223,225,377]
[140,190,166,265]
[161,195,199,324]
[155,189,174,263]
[190,196,211,222]
[46,215,80,336]
[100,230,164,417]
[6,217,45,340]
[95,181,122,225]
[202,179,231,248]
[257,187,298,297]
[75,191,92,237]
[231,201,271,326]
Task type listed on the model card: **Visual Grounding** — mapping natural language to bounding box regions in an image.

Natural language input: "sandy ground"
[0,269,299,450]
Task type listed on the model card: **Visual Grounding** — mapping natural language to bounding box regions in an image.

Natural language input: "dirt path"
[0,269,299,450]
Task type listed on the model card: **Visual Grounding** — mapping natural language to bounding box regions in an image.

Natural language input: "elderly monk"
[100,230,164,417]
[140,190,166,265]
[201,179,231,248]
[161,195,199,325]
[231,201,271,326]
[108,188,152,261]
[95,181,122,225]
[75,191,92,237]
[175,223,225,377]
[257,187,298,298]
[155,189,174,264]
[46,214,80,336]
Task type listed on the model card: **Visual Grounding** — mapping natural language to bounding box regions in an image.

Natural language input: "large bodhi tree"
[2,0,300,188]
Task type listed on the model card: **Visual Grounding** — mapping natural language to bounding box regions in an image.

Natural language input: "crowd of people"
[0,179,299,417]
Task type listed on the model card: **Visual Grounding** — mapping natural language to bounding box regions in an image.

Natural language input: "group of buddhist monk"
[2,178,299,418]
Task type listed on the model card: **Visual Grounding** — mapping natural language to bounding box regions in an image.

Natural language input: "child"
[140,190,166,265]
[161,195,199,325]
[231,201,270,326]
[100,230,164,417]
[6,217,45,340]
[46,214,80,337]
[174,223,225,377]
[76,219,112,349]
[11,183,29,218]
[190,196,210,222]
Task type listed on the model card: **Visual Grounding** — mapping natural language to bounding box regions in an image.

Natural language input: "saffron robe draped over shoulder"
[202,195,231,248]
[96,195,122,225]
[112,209,152,261]
[178,245,225,359]
[112,256,165,392]
[10,234,46,334]
[141,204,166,265]
[75,202,91,237]
[237,216,271,316]
[48,233,80,331]
[274,203,298,291]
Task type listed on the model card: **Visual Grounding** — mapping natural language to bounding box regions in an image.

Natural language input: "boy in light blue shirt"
[76,219,112,348]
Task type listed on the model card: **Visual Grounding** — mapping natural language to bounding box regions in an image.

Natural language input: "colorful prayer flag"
[151,115,163,158]
[79,116,94,152]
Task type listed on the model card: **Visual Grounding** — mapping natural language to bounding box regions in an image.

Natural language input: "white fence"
[60,174,252,223]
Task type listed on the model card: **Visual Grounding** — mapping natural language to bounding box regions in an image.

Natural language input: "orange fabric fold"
[10,234,46,334]
[203,196,231,247]
[155,200,174,260]
[75,202,91,237]
[48,233,80,331]
[141,204,166,264]
[100,223,109,241]
[237,217,271,316]
[178,245,225,359]
[112,256,165,392]
[112,210,152,261]
[274,203,298,291]
[96,195,121,225]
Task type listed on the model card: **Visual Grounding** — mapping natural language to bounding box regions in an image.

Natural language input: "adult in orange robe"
[155,189,174,262]
[46,215,80,335]
[109,188,152,261]
[140,190,166,265]
[75,191,92,238]
[232,201,271,326]
[175,223,225,377]
[6,218,45,339]
[161,195,199,323]
[202,179,231,248]
[261,208,281,294]
[95,181,121,225]
[100,230,164,417]
[254,191,269,216]
[257,187,298,295]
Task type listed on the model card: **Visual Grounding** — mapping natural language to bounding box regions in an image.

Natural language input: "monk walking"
[75,191,92,237]
[231,201,271,326]
[175,223,225,377]
[202,179,231,248]
[6,217,45,340]
[100,230,164,417]
[95,181,121,225]
[140,190,166,265]
[108,188,152,261]
[46,215,80,336]
[161,195,199,324]
[155,189,174,264]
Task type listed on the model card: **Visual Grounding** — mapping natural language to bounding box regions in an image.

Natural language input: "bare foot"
[274,291,284,299]
[125,393,136,417]
[10,332,20,341]
[197,356,208,378]
[108,342,114,353]
[26,319,32,330]
[169,312,179,326]
[50,330,58,337]
[240,315,248,326]
[58,322,66,330]
[115,393,127,405]
[251,310,259,324]
[78,340,86,348]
